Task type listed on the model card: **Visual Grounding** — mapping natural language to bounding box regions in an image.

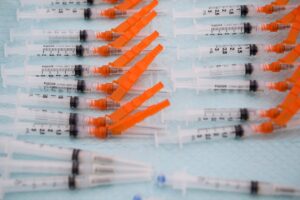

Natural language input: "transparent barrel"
[177,44,260,60]
[5,44,99,57]
[19,0,119,6]
[12,122,91,138]
[4,176,69,193]
[15,107,89,125]
[11,29,98,42]
[174,79,256,92]
[17,93,90,109]
[174,23,251,37]
[21,78,99,93]
[173,5,251,19]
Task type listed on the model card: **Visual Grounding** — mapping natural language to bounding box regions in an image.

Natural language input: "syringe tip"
[156,174,166,186]
[133,195,143,200]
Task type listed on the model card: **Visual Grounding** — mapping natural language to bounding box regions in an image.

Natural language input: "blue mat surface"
[0,0,300,200]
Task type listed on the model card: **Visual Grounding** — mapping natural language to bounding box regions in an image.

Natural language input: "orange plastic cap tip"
[89,99,108,110]
[254,122,274,134]
[96,31,115,41]
[93,65,111,77]
[101,8,119,19]
[261,22,279,32]
[104,0,120,4]
[263,62,282,72]
[267,43,285,53]
[94,46,112,57]
[89,127,109,139]
[267,81,289,92]
[97,82,117,94]
[259,108,281,119]
[257,5,274,14]
[87,117,107,126]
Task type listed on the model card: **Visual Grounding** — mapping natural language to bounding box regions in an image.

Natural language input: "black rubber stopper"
[243,23,252,34]
[249,80,258,92]
[250,181,259,195]
[234,125,244,138]
[69,113,78,125]
[68,175,76,190]
[74,65,83,77]
[69,124,78,138]
[76,80,86,93]
[240,108,249,121]
[84,8,92,19]
[71,161,80,175]
[76,45,84,57]
[241,5,249,16]
[70,96,79,108]
[245,63,253,75]
[87,0,94,5]
[249,44,258,56]
[79,30,87,42]
[71,149,81,162]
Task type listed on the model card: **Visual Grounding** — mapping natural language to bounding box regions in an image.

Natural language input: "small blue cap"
[156,174,166,185]
[133,195,142,200]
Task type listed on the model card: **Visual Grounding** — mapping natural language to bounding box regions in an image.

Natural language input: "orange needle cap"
[113,0,158,33]
[110,44,163,102]
[89,126,109,139]
[254,122,274,134]
[109,82,164,123]
[259,108,281,119]
[110,31,159,68]
[87,117,107,126]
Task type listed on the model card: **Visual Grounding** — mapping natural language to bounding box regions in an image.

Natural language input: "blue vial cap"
[156,174,166,185]
[133,195,142,200]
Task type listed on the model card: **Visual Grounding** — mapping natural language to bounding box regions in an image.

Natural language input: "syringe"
[162,107,284,124]
[0,157,152,176]
[172,4,297,20]
[0,92,122,111]
[0,137,150,168]
[0,173,152,195]
[173,79,295,93]
[17,0,143,20]
[0,121,165,139]
[19,0,123,6]
[156,116,300,146]
[1,63,166,78]
[176,43,296,60]
[12,3,157,43]
[4,43,126,57]
[0,82,166,127]
[2,45,163,98]
[0,106,117,126]
[5,21,160,57]
[0,100,170,139]
[156,171,300,197]
[0,81,164,112]
[174,22,291,38]
[3,31,161,78]
[172,63,297,79]
[174,63,300,93]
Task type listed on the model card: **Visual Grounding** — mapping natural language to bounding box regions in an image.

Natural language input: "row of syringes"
[153,0,300,146]
[0,0,171,140]
[0,138,300,199]
[0,137,153,200]
[2,0,300,141]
